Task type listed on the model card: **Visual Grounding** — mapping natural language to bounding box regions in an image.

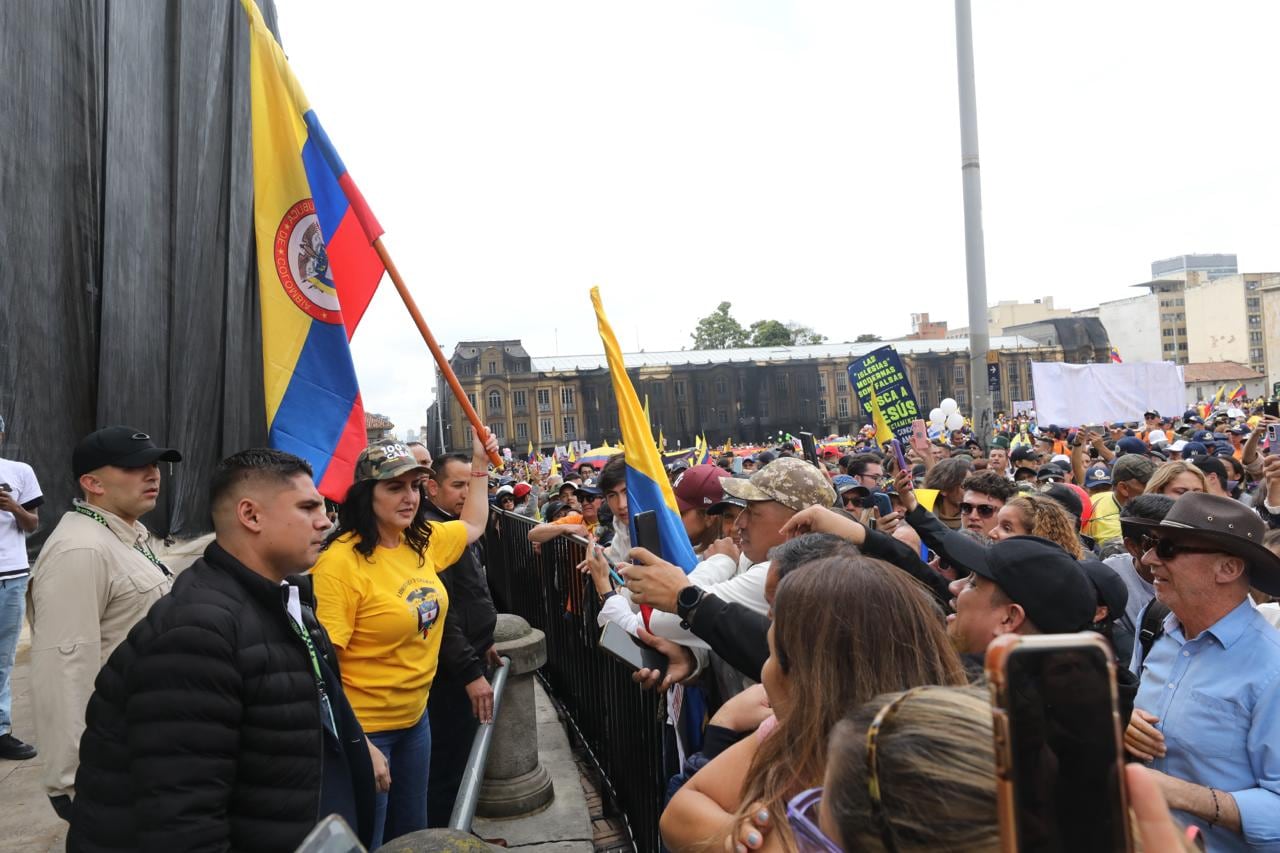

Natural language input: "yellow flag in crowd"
[868,385,894,445]
[569,444,577,463]
[527,440,534,460]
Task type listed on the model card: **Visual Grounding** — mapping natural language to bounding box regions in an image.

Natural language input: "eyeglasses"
[866,687,932,853]
[1140,534,1222,561]
[785,788,842,853]
[959,502,998,518]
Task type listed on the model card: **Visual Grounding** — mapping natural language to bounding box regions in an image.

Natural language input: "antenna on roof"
[554,328,559,355]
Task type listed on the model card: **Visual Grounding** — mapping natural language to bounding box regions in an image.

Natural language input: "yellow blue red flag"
[242,0,386,500]
[591,288,696,573]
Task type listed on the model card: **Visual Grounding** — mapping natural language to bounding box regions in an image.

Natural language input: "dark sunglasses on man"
[959,502,997,519]
[1140,534,1222,561]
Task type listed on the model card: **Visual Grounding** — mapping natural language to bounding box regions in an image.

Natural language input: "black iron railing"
[485,509,667,853]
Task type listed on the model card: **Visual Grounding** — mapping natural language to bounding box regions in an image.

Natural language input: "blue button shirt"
[1134,598,1280,851]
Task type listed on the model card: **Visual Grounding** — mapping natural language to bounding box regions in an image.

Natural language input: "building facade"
[1151,253,1238,281]
[1183,273,1278,375]
[947,296,1071,339]
[1182,362,1267,404]
[426,337,1077,455]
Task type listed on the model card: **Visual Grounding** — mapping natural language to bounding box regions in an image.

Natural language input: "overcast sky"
[275,1,1280,438]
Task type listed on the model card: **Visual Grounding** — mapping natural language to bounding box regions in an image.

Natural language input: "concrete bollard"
[475,614,554,818]
[380,827,498,851]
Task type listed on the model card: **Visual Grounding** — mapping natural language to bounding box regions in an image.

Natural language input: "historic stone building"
[425,337,1072,455]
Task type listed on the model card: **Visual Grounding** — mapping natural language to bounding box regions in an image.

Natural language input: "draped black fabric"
[1,0,280,541]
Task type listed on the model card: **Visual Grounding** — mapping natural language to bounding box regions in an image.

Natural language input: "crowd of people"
[1,402,1279,850]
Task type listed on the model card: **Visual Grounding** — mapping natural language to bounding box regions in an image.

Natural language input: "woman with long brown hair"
[659,554,968,852]
[988,493,1084,559]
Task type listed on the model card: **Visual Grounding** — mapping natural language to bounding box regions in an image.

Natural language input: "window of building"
[675,381,686,398]
[651,384,664,401]
[561,387,575,406]
[562,416,576,438]
[467,392,477,408]
[512,390,526,409]
[774,373,787,393]
[837,397,850,419]
[818,399,828,421]
[1249,315,1261,327]
[953,364,965,383]
[487,360,497,375]
[716,377,728,395]
[817,374,826,392]
[487,390,502,411]
[1252,348,1264,361]
[1250,331,1264,344]
[760,400,769,417]
[696,381,706,396]
[836,374,848,391]
[1163,343,1175,352]
[1162,328,1173,337]
[515,421,528,439]
[718,409,727,425]
[1177,342,1188,351]
[955,389,967,406]
[463,424,473,443]
[677,408,687,428]
[1248,297,1261,309]
[1176,327,1186,336]
[489,422,505,440]
[536,388,551,410]
[540,418,553,439]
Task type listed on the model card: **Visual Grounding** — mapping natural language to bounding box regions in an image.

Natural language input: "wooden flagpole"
[372,238,503,469]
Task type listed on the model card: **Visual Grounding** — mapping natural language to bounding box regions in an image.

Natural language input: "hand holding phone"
[986,633,1133,853]
[889,439,909,473]
[633,510,661,556]
[599,621,668,676]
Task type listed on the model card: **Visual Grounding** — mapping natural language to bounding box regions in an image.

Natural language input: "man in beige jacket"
[27,426,181,819]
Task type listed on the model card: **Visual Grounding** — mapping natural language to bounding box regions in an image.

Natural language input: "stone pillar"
[476,614,554,818]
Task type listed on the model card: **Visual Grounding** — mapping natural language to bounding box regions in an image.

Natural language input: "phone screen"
[799,431,818,466]
[599,621,667,675]
[1267,401,1280,418]
[1003,643,1128,852]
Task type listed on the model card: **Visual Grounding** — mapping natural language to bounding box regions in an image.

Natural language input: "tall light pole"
[955,0,993,445]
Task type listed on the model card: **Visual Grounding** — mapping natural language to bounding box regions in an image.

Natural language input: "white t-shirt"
[0,458,44,578]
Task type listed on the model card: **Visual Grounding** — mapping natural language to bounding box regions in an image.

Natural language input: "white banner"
[1030,362,1185,425]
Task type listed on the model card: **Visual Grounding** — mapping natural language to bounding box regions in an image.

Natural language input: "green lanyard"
[73,504,171,577]
[285,600,339,739]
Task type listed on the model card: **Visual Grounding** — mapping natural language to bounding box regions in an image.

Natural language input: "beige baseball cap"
[721,457,836,512]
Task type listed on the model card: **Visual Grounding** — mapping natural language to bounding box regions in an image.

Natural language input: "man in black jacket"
[68,449,376,853]
[423,452,501,827]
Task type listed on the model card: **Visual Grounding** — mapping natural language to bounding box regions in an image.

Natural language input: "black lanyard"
[72,504,172,577]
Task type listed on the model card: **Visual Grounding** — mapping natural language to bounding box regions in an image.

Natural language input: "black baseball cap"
[72,426,182,478]
[940,534,1095,633]
[1079,559,1128,622]
[1010,445,1038,463]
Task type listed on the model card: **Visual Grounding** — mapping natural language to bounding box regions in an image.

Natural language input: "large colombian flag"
[242,0,385,499]
[591,288,697,575]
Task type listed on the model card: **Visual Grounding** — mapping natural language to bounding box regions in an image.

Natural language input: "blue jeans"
[367,710,431,848]
[0,576,29,737]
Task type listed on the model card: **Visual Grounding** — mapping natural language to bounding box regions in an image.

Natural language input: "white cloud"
[276,1,1280,438]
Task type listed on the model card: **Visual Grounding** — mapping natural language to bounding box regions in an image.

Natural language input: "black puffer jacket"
[68,542,374,853]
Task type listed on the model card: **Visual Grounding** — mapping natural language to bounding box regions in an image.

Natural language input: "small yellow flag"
[868,385,894,445]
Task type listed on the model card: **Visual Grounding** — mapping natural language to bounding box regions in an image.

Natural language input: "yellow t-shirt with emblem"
[312,520,467,732]
[1085,491,1122,544]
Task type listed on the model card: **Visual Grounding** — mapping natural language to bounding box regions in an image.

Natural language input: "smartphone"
[860,491,894,517]
[798,431,818,467]
[1066,428,1079,446]
[293,814,365,853]
[986,633,1133,853]
[1268,424,1279,445]
[599,621,668,675]
[911,418,928,446]
[1266,401,1279,418]
[633,510,661,556]
[888,438,908,473]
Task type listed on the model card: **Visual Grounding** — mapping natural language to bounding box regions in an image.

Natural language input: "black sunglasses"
[1140,534,1222,561]
[959,502,998,518]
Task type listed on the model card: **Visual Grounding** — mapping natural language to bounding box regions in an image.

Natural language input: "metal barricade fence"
[485,509,667,853]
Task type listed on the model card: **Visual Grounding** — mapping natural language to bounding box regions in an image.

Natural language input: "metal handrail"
[447,654,514,833]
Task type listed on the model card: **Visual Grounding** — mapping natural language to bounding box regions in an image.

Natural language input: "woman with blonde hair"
[658,555,968,852]
[988,493,1083,559]
[1143,460,1207,498]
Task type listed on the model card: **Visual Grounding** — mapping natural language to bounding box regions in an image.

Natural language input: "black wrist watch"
[676,585,707,625]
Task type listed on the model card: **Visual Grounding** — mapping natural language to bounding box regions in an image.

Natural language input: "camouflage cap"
[354,439,432,483]
[721,456,836,512]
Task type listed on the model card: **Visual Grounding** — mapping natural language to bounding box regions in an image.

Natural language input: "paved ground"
[0,625,67,853]
[0,626,601,853]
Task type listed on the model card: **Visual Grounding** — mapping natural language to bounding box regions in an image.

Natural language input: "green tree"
[787,323,827,345]
[749,319,793,347]
[855,333,883,343]
[691,302,749,349]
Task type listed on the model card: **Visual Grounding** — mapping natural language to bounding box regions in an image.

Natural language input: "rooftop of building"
[365,411,394,430]
[529,335,1044,373]
[1181,361,1265,383]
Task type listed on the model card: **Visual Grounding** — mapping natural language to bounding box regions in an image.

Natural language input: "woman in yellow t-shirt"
[313,433,497,848]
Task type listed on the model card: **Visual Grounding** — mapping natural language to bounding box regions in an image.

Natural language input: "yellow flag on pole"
[868,385,894,445]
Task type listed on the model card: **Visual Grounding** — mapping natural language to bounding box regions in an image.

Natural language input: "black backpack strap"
[1137,600,1171,666]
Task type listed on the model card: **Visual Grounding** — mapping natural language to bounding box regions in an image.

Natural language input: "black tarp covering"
[1,0,280,543]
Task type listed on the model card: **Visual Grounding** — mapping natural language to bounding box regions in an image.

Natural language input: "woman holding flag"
[312,431,499,847]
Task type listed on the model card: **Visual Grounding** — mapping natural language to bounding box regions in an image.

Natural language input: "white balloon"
[929,408,945,426]
[940,398,958,415]
[945,412,965,431]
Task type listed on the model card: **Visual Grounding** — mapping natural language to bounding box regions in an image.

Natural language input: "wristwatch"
[676,585,707,627]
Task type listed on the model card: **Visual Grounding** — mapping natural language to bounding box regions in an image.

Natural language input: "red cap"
[513,483,532,499]
[672,464,732,513]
